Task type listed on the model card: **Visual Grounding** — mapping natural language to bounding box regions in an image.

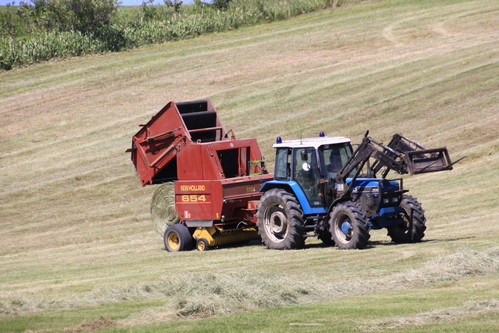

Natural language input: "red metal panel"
[130,99,232,185]
[130,99,275,228]
[174,174,272,222]
[131,101,190,185]
[174,180,223,220]
[219,174,273,223]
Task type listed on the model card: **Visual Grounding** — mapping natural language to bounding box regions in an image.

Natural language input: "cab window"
[274,148,290,180]
[292,147,322,206]
[319,143,354,179]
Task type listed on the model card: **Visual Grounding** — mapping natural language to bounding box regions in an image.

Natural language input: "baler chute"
[129,99,229,186]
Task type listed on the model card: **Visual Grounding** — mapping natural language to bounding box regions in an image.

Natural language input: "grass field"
[0,0,498,331]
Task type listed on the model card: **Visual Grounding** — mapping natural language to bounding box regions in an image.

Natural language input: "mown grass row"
[0,0,360,70]
[1,248,496,319]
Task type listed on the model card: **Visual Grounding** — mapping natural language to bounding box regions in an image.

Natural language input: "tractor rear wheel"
[257,189,305,250]
[388,195,426,243]
[329,201,370,249]
[164,224,194,252]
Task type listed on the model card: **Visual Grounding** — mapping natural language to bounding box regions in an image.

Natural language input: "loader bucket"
[404,148,453,174]
[387,134,453,174]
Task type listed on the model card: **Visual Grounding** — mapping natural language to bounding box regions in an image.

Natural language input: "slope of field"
[0,0,498,332]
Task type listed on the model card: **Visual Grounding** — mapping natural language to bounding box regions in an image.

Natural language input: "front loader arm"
[335,132,455,197]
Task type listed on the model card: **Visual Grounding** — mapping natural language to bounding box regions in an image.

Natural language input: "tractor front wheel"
[164,224,194,252]
[388,195,426,243]
[318,222,335,246]
[329,201,370,250]
[257,189,305,250]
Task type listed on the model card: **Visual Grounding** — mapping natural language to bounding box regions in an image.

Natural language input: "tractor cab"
[272,135,353,207]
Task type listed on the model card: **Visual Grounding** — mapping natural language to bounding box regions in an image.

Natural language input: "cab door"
[292,147,322,207]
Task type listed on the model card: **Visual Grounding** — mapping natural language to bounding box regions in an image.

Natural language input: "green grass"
[0,0,498,331]
[0,300,162,333]
[113,278,498,333]
[0,0,362,70]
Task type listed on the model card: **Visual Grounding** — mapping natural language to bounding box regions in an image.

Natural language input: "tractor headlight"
[383,198,390,204]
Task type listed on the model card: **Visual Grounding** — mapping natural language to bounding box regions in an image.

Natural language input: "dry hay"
[2,248,497,322]
[387,247,499,288]
[64,316,118,333]
[150,183,179,237]
[86,270,313,319]
[362,299,499,331]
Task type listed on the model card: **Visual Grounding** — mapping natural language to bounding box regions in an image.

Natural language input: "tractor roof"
[273,136,351,149]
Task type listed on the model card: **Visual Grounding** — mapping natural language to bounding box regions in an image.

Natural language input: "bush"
[0,31,101,70]
[45,0,118,33]
[0,0,364,70]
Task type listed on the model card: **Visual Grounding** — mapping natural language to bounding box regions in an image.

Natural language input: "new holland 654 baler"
[129,99,273,251]
[129,99,456,251]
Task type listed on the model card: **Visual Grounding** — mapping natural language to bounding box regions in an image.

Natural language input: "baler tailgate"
[129,99,228,185]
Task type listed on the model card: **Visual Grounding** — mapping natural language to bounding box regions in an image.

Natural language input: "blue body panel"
[370,206,404,229]
[343,178,400,192]
[260,180,327,215]
[261,178,404,227]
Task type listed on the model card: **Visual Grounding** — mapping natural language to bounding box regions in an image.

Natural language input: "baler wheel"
[257,189,305,250]
[388,195,426,243]
[329,201,370,250]
[164,224,194,252]
[196,238,210,252]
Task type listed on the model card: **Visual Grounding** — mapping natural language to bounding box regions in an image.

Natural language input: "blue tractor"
[256,132,456,250]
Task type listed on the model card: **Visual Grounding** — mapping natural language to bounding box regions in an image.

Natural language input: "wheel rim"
[167,231,180,250]
[335,214,352,243]
[341,221,353,236]
[263,204,288,243]
[197,240,206,251]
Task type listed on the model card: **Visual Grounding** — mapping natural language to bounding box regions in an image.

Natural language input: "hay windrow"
[2,248,496,322]
[387,247,499,288]
[150,183,179,237]
[361,299,499,331]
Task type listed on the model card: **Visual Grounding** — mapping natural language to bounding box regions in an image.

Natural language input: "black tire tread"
[164,224,194,252]
[329,201,370,250]
[318,223,335,246]
[387,195,426,243]
[256,188,305,250]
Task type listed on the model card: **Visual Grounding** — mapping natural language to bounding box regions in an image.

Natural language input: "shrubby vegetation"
[0,0,359,70]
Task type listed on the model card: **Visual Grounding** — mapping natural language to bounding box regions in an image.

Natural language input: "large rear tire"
[151,183,180,237]
[329,201,370,250]
[257,189,305,250]
[164,224,194,252]
[387,195,426,243]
